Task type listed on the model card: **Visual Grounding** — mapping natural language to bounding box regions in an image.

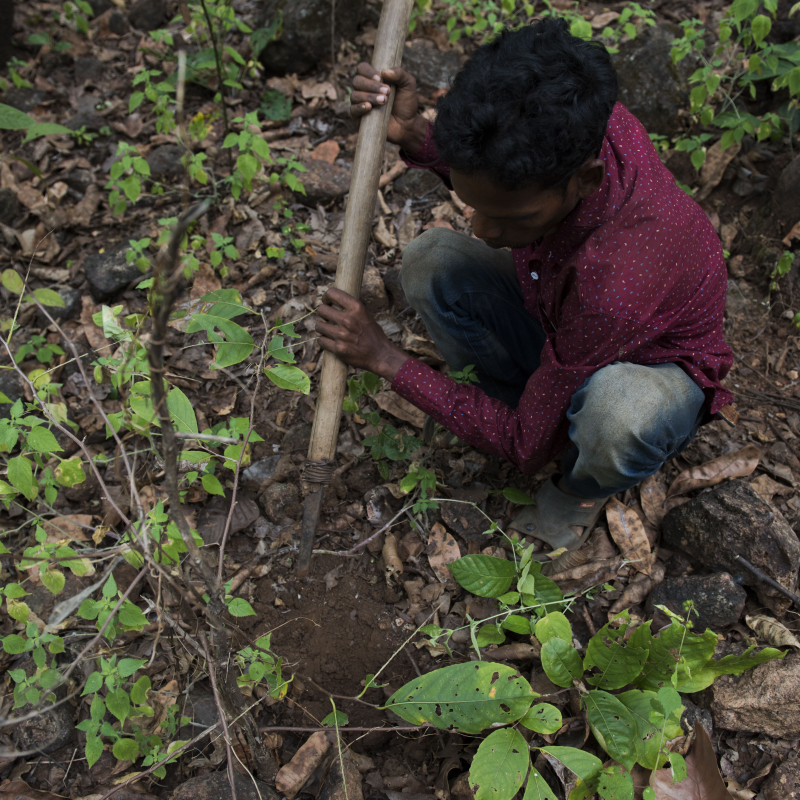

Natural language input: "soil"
[1,0,800,798]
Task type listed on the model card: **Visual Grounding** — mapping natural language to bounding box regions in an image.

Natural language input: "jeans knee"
[401,227,466,304]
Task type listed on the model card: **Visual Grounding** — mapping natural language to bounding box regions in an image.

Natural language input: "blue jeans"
[401,228,706,498]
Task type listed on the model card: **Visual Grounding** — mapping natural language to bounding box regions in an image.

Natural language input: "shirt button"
[530,271,539,280]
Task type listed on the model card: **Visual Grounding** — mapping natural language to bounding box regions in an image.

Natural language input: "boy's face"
[450,158,605,249]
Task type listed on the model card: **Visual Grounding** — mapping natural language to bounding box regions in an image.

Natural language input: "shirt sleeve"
[400,120,452,188]
[392,310,645,474]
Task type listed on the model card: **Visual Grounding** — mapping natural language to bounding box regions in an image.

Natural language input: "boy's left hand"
[315,287,408,381]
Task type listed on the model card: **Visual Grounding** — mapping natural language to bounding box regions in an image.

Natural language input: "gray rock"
[0,186,20,225]
[128,0,166,31]
[36,287,82,325]
[65,110,107,132]
[0,369,23,407]
[84,245,143,301]
[611,24,698,136]
[242,455,282,485]
[680,696,713,740]
[662,480,800,616]
[705,651,800,738]
[256,0,366,75]
[171,771,279,800]
[74,57,106,86]
[1,87,51,113]
[773,155,800,229]
[63,169,94,195]
[146,144,185,180]
[401,39,460,93]
[646,573,747,631]
[392,167,447,199]
[763,751,800,800]
[297,158,351,206]
[384,266,410,311]
[107,9,129,35]
[259,481,301,523]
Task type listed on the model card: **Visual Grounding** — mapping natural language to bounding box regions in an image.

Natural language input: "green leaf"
[522,765,558,800]
[31,287,66,307]
[23,122,71,143]
[584,614,648,690]
[118,601,147,628]
[617,689,683,769]
[0,102,36,130]
[131,675,151,705]
[476,623,506,647]
[502,487,536,505]
[118,658,146,678]
[449,555,517,598]
[55,457,86,488]
[82,671,103,696]
[519,702,562,735]
[167,387,198,434]
[321,710,349,727]
[470,728,529,800]
[384,662,535,734]
[228,598,256,617]
[8,456,36,502]
[685,646,785,692]
[541,638,583,688]
[731,0,758,22]
[186,314,255,368]
[690,149,706,171]
[106,688,131,723]
[584,690,637,770]
[202,473,225,496]
[1,268,23,294]
[539,747,602,785]
[85,733,104,767]
[3,634,28,654]
[501,615,531,634]
[534,612,572,645]
[264,364,311,394]
[113,737,140,761]
[597,764,634,800]
[41,568,65,595]
[629,619,717,692]
[26,426,63,454]
[668,752,687,783]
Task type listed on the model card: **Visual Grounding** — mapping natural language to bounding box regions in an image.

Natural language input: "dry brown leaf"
[382,533,403,585]
[541,547,588,577]
[0,781,70,800]
[235,217,265,251]
[189,261,221,300]
[80,296,111,352]
[310,140,340,164]
[548,558,621,583]
[631,500,660,547]
[668,445,761,497]
[609,564,666,615]
[724,780,755,800]
[401,327,444,363]
[748,474,789,504]
[697,139,741,200]
[69,183,101,226]
[275,731,331,799]
[427,522,460,583]
[745,613,800,649]
[486,642,541,661]
[373,390,426,428]
[605,498,652,574]
[373,216,397,247]
[300,79,337,100]
[591,10,620,27]
[650,723,734,799]
[41,514,93,543]
[781,218,800,247]
[640,472,667,529]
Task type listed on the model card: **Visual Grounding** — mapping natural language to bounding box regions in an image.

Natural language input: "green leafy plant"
[106,142,152,215]
[388,551,786,800]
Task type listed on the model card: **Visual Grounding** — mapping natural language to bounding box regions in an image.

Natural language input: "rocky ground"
[1,0,800,799]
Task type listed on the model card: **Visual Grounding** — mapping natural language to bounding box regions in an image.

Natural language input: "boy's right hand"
[350,62,430,155]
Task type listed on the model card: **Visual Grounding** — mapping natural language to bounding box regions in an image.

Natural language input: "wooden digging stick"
[296,0,414,578]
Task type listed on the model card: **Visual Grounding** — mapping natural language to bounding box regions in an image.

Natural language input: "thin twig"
[175,431,240,444]
[314,504,412,557]
[735,555,800,608]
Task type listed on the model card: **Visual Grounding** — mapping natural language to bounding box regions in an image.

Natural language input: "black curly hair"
[433,18,618,190]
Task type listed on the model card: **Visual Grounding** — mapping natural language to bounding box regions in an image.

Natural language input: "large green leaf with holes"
[469,728,529,800]
[584,690,637,770]
[617,688,684,769]
[584,613,648,690]
[384,662,535,734]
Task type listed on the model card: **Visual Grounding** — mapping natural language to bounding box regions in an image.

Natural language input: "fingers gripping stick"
[297,0,414,578]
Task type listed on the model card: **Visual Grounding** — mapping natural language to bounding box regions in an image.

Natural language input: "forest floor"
[1,0,800,799]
